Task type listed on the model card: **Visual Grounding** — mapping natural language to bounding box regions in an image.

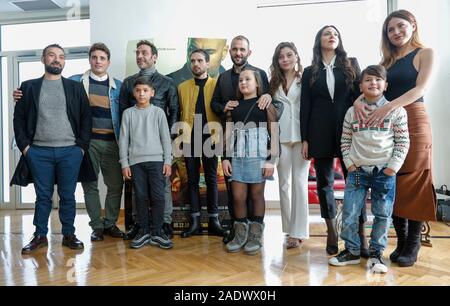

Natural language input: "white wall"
[90,0,450,197]
[91,0,386,78]
[397,0,450,188]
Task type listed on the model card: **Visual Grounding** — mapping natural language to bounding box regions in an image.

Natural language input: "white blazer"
[273,78,302,144]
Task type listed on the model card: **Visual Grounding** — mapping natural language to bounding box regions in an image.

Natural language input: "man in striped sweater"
[329,65,410,273]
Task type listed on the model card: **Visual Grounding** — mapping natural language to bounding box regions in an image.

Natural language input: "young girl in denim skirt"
[222,68,280,255]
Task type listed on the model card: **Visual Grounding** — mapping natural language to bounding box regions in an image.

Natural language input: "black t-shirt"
[230,97,267,127]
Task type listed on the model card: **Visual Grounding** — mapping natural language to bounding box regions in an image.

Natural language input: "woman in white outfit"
[269,42,311,248]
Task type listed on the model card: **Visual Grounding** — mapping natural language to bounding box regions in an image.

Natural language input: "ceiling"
[0,0,89,13]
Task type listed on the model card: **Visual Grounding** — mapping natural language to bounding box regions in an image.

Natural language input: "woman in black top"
[354,10,435,267]
[300,25,366,256]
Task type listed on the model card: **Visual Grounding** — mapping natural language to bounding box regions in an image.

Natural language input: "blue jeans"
[26,146,83,236]
[340,167,396,255]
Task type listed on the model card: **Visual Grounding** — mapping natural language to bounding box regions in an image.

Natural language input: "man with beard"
[119,40,179,240]
[176,49,228,238]
[11,44,95,254]
[13,43,125,242]
[211,35,283,243]
[167,38,228,86]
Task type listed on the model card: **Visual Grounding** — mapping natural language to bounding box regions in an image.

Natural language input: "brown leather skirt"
[394,103,437,221]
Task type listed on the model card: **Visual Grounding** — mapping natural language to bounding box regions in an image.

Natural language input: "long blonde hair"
[381,10,425,69]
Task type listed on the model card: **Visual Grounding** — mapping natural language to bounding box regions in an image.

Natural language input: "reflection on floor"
[0,207,449,286]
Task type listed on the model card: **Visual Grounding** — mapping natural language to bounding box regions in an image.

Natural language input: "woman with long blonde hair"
[354,10,435,267]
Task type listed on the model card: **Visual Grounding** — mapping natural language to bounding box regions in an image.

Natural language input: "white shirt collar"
[89,71,109,82]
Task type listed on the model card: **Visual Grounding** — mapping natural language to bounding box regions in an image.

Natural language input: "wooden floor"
[0,207,449,286]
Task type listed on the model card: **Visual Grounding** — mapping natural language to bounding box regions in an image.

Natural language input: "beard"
[45,63,63,75]
[191,68,207,77]
[231,55,248,67]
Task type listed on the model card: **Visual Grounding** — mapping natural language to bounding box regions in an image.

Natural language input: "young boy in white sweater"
[119,77,173,249]
[329,65,410,273]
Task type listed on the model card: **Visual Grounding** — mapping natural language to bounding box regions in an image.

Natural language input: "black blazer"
[11,76,96,186]
[300,58,361,158]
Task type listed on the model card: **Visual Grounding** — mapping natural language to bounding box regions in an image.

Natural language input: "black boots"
[181,215,228,238]
[397,220,422,267]
[325,219,338,255]
[208,216,228,237]
[390,216,408,263]
[181,215,201,238]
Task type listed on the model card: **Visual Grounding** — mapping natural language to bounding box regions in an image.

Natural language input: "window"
[1,19,90,52]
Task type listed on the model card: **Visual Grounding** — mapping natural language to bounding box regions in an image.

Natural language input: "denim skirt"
[231,157,274,184]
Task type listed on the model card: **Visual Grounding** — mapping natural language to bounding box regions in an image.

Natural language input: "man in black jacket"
[11,44,94,254]
[119,40,180,239]
[211,35,283,243]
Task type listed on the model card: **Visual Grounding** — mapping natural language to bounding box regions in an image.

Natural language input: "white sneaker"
[367,255,388,273]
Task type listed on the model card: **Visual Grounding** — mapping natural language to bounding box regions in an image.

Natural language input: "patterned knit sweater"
[341,96,410,173]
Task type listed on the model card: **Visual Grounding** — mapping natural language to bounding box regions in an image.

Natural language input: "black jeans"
[131,162,165,234]
[314,157,367,222]
[185,156,218,215]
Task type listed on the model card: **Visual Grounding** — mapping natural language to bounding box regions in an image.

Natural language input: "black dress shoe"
[62,235,84,250]
[104,225,124,238]
[22,235,48,254]
[162,222,174,239]
[90,229,104,242]
[123,223,140,241]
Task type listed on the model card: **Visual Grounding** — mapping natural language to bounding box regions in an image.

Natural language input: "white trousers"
[277,142,311,239]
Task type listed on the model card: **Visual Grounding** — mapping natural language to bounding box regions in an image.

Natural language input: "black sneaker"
[130,230,151,249]
[149,232,173,249]
[162,222,174,239]
[329,249,361,266]
[367,252,388,273]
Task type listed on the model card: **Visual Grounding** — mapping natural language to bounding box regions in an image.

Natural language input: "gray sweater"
[119,104,172,168]
[33,79,76,147]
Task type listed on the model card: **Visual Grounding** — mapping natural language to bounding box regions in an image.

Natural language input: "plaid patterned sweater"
[341,96,410,173]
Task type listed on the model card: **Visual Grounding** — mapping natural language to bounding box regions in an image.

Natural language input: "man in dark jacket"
[119,40,180,239]
[11,44,94,254]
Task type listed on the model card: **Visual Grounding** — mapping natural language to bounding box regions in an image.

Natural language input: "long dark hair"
[309,25,357,88]
[269,42,303,96]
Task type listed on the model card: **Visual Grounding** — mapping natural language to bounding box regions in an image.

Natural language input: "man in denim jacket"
[70,43,124,242]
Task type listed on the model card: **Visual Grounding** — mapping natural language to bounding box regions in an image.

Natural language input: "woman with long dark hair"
[354,10,435,267]
[300,25,367,256]
[269,42,310,249]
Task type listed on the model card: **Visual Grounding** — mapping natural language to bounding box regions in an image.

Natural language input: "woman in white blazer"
[269,42,311,248]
